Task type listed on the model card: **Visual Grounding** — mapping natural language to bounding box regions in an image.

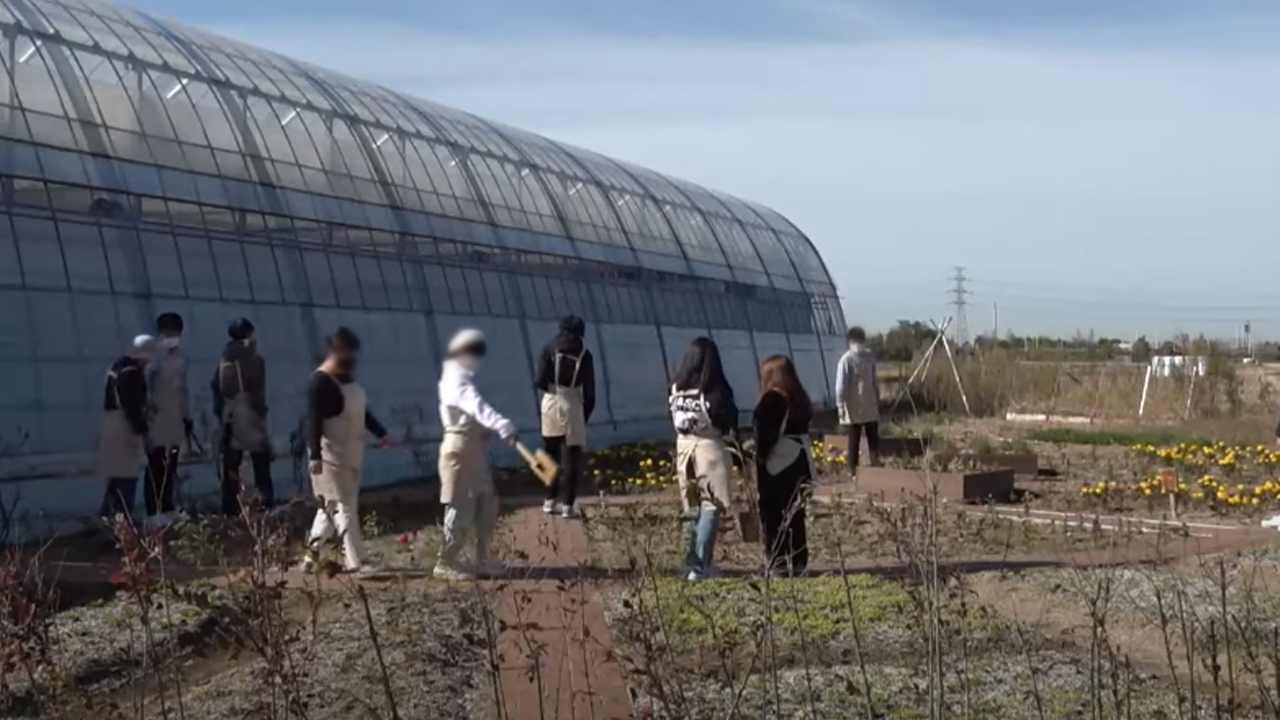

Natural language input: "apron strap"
[106,369,123,410]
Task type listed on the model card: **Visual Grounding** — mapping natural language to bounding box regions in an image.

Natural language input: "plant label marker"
[1159,467,1178,518]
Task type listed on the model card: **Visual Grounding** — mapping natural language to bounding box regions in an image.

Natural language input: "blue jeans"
[685,500,720,575]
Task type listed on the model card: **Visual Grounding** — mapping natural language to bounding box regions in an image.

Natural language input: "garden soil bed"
[855,465,1016,503]
[931,450,1040,475]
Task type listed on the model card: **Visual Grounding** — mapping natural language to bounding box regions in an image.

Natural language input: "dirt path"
[492,506,633,720]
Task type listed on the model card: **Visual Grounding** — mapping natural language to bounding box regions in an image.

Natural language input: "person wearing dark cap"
[299,327,392,575]
[213,317,273,515]
[535,315,595,518]
[143,312,191,528]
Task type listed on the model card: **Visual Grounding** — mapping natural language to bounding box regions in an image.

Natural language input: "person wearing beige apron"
[535,316,595,518]
[300,328,392,574]
[98,335,155,519]
[669,337,738,582]
[435,329,517,581]
[214,318,274,515]
[144,312,190,528]
[836,326,881,479]
[753,355,816,576]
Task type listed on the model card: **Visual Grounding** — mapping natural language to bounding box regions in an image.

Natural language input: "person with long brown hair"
[753,355,815,575]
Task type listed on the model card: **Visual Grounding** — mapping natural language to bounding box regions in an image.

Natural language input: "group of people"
[669,325,882,580]
[93,308,881,582]
[96,313,278,528]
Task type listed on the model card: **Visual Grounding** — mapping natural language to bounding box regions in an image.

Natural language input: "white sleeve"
[834,354,849,400]
[456,377,517,438]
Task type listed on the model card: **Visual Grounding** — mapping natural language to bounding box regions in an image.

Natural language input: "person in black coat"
[535,315,596,518]
[753,355,815,575]
[97,335,155,518]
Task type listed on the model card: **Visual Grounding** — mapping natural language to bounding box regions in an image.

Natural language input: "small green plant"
[1023,426,1214,448]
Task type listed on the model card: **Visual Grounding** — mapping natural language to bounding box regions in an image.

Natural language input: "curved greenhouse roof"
[0,0,839,299]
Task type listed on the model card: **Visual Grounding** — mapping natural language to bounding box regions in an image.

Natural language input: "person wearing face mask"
[213,317,274,515]
[299,327,392,574]
[836,326,881,480]
[435,328,517,581]
[143,312,191,529]
[98,335,155,519]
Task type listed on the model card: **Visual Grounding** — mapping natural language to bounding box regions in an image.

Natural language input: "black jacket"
[753,390,809,462]
[211,339,267,419]
[534,334,596,423]
[305,371,387,461]
[104,356,149,436]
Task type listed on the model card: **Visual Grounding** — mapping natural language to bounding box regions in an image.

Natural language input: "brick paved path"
[491,506,633,720]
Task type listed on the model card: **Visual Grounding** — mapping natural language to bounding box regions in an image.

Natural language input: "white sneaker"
[561,505,580,519]
[686,566,724,582]
[1262,514,1280,529]
[433,564,475,581]
[543,499,558,514]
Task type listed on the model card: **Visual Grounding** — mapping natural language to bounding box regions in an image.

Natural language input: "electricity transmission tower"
[950,267,971,346]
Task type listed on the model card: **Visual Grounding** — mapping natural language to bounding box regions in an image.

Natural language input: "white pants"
[438,490,498,569]
[308,495,364,570]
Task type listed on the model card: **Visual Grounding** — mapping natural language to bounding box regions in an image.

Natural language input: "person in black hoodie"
[668,337,738,581]
[213,318,274,515]
[97,335,155,518]
[535,315,596,518]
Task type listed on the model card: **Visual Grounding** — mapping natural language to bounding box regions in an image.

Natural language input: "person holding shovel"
[753,355,815,576]
[299,327,392,575]
[435,328,517,581]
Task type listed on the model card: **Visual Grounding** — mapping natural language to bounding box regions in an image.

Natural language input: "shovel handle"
[515,442,537,464]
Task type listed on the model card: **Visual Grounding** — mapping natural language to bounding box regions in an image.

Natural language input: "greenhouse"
[0,0,846,522]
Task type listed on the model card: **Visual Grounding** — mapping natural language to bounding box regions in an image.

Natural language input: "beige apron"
[670,385,731,512]
[96,367,145,479]
[221,360,269,453]
[763,406,815,478]
[439,414,492,506]
[539,351,587,448]
[312,371,366,503]
[147,350,188,448]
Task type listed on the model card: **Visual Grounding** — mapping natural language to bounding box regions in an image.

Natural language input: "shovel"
[726,438,763,544]
[516,442,559,486]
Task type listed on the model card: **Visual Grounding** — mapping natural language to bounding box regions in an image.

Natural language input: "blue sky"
[124,0,1280,340]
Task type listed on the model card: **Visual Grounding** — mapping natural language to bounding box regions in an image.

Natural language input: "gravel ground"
[603,570,1272,720]
[3,587,227,717]
[143,582,494,720]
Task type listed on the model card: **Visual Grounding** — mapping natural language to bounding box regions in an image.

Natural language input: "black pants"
[848,422,881,475]
[221,430,274,516]
[758,467,809,574]
[100,476,138,518]
[145,445,180,516]
[543,435,584,507]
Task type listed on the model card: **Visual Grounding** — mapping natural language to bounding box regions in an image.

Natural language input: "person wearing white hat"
[435,328,517,581]
[98,334,156,519]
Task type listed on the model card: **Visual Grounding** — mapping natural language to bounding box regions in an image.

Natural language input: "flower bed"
[1077,440,1280,516]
